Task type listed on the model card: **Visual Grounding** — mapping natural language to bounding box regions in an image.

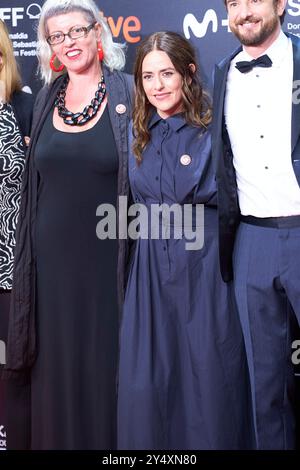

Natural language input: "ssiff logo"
[0,4,141,43]
[0,3,41,27]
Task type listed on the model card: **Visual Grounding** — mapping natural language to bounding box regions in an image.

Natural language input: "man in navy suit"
[212,0,300,449]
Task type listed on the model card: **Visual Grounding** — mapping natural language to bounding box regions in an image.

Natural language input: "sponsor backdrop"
[1,0,300,94]
[1,0,300,450]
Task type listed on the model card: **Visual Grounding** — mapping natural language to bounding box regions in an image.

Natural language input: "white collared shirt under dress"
[0,101,25,289]
[224,31,300,217]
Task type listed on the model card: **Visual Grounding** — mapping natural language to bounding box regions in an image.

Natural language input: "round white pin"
[180,154,192,166]
[115,104,126,114]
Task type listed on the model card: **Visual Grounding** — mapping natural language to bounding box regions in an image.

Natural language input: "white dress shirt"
[224,31,300,217]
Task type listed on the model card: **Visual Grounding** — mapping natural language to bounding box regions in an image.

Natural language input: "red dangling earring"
[49,53,65,72]
[97,41,104,62]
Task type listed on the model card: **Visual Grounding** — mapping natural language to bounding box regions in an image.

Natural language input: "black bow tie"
[235,54,272,73]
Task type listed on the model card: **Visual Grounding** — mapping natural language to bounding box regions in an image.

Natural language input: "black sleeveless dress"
[31,107,119,449]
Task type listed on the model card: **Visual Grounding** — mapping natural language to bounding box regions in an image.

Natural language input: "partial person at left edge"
[0,18,34,451]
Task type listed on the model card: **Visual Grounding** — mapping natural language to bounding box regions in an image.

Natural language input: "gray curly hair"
[37,0,126,84]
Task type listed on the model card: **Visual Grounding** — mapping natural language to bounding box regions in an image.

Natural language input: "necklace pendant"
[55,75,106,126]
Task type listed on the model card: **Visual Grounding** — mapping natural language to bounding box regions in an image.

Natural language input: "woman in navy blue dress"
[117,32,253,449]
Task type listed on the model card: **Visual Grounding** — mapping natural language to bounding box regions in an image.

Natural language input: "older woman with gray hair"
[5,0,133,449]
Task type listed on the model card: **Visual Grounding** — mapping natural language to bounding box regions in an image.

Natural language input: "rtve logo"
[183,1,300,40]
[100,11,141,43]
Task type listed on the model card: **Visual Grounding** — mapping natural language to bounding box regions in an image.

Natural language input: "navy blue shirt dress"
[117,113,253,449]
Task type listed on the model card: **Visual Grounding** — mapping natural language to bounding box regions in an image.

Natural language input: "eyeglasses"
[47,22,96,46]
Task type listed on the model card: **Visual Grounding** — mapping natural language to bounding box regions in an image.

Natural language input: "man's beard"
[230,12,279,47]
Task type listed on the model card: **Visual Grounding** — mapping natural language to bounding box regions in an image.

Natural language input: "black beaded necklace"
[55,75,106,126]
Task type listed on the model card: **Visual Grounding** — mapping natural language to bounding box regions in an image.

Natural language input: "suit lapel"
[214,62,230,133]
[290,33,300,154]
[213,46,241,146]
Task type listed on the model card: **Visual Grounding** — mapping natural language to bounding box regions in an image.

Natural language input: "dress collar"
[148,112,187,132]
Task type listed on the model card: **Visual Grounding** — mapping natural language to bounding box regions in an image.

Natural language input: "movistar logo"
[183,8,229,39]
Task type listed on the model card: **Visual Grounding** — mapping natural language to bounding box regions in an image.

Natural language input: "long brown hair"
[0,19,21,102]
[132,31,212,162]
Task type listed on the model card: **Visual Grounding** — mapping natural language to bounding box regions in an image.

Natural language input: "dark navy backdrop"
[1,0,300,93]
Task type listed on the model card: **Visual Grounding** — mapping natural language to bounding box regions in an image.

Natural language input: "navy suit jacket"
[212,32,300,282]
